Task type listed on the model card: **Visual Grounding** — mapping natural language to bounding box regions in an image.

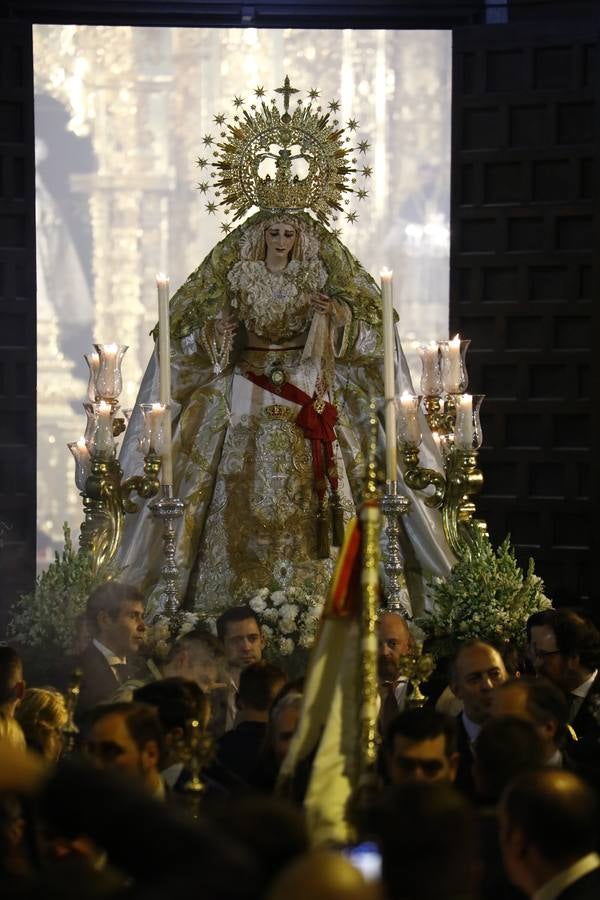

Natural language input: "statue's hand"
[311,293,349,325]
[215,312,238,345]
[311,292,334,316]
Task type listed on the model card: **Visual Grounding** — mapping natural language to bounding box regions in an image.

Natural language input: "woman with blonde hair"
[15,688,67,761]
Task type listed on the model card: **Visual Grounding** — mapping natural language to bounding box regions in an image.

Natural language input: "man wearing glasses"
[529,609,600,772]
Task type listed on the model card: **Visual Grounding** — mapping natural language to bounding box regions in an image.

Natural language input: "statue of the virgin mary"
[116,78,454,625]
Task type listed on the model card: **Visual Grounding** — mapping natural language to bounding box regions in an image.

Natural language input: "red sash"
[243,371,340,507]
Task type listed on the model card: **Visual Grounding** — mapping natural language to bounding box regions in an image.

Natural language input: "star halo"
[195,77,372,236]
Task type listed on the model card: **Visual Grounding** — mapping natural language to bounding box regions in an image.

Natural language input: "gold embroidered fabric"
[117,211,455,619]
[227,259,326,342]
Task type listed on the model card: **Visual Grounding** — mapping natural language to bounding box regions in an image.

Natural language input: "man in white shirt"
[216,606,266,731]
[377,612,411,733]
[449,640,508,797]
[78,582,146,712]
[530,610,600,775]
[500,769,600,900]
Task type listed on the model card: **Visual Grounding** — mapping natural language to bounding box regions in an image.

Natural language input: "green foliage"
[417,530,552,659]
[7,524,106,654]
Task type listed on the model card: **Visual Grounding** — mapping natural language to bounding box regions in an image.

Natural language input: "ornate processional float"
[66,76,489,627]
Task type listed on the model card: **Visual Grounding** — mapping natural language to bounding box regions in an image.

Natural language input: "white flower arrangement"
[247,585,323,656]
[417,531,552,659]
[8,525,108,655]
[143,610,201,661]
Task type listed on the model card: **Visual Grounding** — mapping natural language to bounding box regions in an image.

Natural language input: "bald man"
[377,612,412,732]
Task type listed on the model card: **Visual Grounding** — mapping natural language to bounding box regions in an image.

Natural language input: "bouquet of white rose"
[244,585,324,658]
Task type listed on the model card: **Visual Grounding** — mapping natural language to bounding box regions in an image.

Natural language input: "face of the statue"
[264,222,297,268]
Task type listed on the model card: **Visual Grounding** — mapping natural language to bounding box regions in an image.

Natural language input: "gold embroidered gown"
[116,211,454,617]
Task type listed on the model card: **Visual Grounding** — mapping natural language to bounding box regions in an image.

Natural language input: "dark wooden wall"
[451,20,599,606]
[0,24,36,628]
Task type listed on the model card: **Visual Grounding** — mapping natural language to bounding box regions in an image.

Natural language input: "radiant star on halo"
[328,99,341,112]
[357,188,369,200]
[213,113,226,125]
[345,210,358,223]
[332,227,343,237]
[254,85,266,98]
[308,88,320,101]
[196,157,208,168]
[361,165,373,178]
[220,222,232,234]
[197,181,209,193]
[347,118,359,131]
[358,140,371,154]
[233,96,244,108]
[202,134,214,147]
[206,202,217,215]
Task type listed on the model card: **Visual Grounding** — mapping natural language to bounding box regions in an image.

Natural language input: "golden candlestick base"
[399,440,485,559]
[79,452,161,572]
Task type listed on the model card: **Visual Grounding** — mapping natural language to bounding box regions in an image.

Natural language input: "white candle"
[147,403,167,454]
[380,268,397,483]
[156,273,173,485]
[399,391,421,445]
[94,343,127,400]
[442,334,462,393]
[419,341,441,396]
[68,436,91,490]
[455,393,474,449]
[85,352,100,402]
[93,400,114,458]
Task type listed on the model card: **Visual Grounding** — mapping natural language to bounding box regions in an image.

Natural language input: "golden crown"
[196,76,372,233]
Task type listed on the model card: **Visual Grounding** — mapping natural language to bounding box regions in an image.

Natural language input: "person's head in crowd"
[163,628,226,693]
[499,643,524,679]
[267,850,372,900]
[491,676,569,764]
[526,609,555,669]
[500,769,598,897]
[376,612,411,683]
[271,691,303,767]
[15,688,68,761]
[375,782,480,900]
[0,712,26,751]
[474,715,545,804]
[84,701,164,796]
[450,640,508,725]
[86,582,146,658]
[385,708,459,786]
[212,795,309,895]
[217,606,265,677]
[237,663,287,723]
[529,608,600,692]
[0,647,25,717]
[134,677,209,761]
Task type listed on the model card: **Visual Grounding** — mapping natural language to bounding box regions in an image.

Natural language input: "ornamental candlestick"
[380,268,397,487]
[455,393,474,449]
[156,273,173,486]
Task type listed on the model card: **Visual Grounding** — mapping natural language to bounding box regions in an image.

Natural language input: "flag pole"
[359,401,381,779]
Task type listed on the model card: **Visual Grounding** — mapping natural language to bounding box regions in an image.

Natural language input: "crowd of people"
[1,582,600,899]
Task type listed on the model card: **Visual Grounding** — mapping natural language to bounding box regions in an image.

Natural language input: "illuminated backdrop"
[33,25,451,562]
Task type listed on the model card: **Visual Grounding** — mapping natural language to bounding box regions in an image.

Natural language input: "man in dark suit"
[77,582,146,712]
[530,609,600,774]
[449,640,508,798]
[491,676,573,768]
[500,769,600,899]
